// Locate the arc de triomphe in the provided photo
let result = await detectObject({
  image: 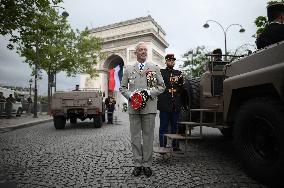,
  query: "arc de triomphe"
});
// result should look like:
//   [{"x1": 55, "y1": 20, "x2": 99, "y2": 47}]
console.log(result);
[{"x1": 80, "y1": 15, "x2": 169, "y2": 108}]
